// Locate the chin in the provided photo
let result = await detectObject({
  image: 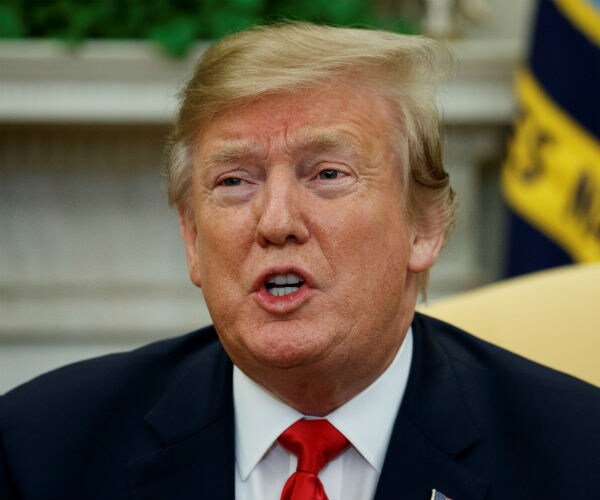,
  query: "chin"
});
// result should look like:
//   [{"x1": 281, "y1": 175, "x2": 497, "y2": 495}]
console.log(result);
[{"x1": 231, "y1": 320, "x2": 336, "y2": 370}]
